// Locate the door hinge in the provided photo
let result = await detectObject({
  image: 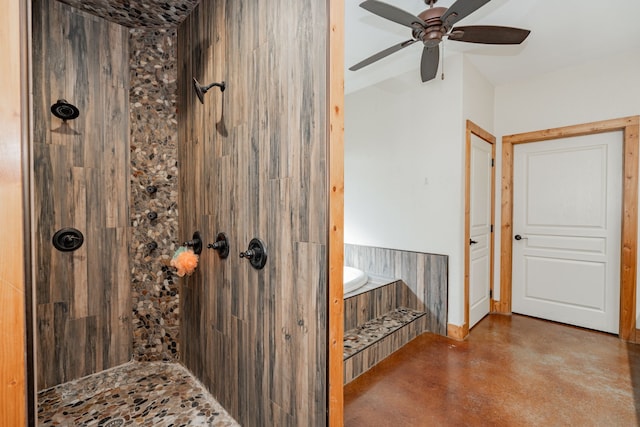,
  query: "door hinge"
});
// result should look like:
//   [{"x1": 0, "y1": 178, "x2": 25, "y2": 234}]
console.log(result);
[
  {"x1": 491, "y1": 158, "x2": 495, "y2": 167},
  {"x1": 490, "y1": 224, "x2": 494, "y2": 232},
  {"x1": 490, "y1": 289, "x2": 493, "y2": 298}
]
